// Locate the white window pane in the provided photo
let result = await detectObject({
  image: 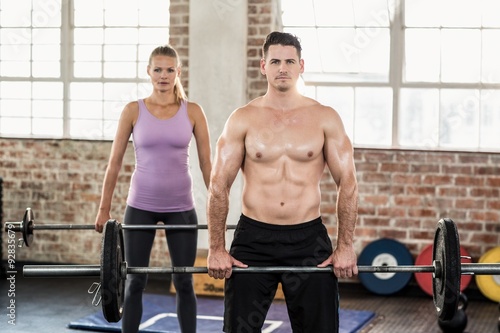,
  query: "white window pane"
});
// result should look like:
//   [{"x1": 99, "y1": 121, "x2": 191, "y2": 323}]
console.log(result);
[
  {"x1": 317, "y1": 28, "x2": 358, "y2": 73},
  {"x1": 313, "y1": 0, "x2": 354, "y2": 26},
  {"x1": 105, "y1": 28, "x2": 138, "y2": 44},
  {"x1": 1, "y1": 61, "x2": 31, "y2": 77},
  {"x1": 480, "y1": 90, "x2": 500, "y2": 149},
  {"x1": 70, "y1": 82, "x2": 103, "y2": 100},
  {"x1": 138, "y1": 28, "x2": 169, "y2": 44},
  {"x1": 32, "y1": 61, "x2": 60, "y2": 78},
  {"x1": 32, "y1": 28, "x2": 60, "y2": 44},
  {"x1": 70, "y1": 119, "x2": 103, "y2": 139},
  {"x1": 137, "y1": 61, "x2": 149, "y2": 79},
  {"x1": 32, "y1": 118, "x2": 63, "y2": 136},
  {"x1": 353, "y1": 0, "x2": 390, "y2": 27},
  {"x1": 0, "y1": 28, "x2": 31, "y2": 44},
  {"x1": 70, "y1": 101, "x2": 103, "y2": 119},
  {"x1": 138, "y1": 82, "x2": 153, "y2": 99},
  {"x1": 74, "y1": 7, "x2": 104, "y2": 26},
  {"x1": 440, "y1": 89, "x2": 480, "y2": 148},
  {"x1": 405, "y1": 29, "x2": 440, "y2": 82},
  {"x1": 482, "y1": 0, "x2": 500, "y2": 27},
  {"x1": 105, "y1": 0, "x2": 139, "y2": 9},
  {"x1": 482, "y1": 30, "x2": 500, "y2": 83},
  {"x1": 139, "y1": 0, "x2": 169, "y2": 26},
  {"x1": 358, "y1": 28, "x2": 389, "y2": 75},
  {"x1": 33, "y1": 100, "x2": 63, "y2": 118},
  {"x1": 74, "y1": 0, "x2": 103, "y2": 10},
  {"x1": 441, "y1": 29, "x2": 481, "y2": 83},
  {"x1": 104, "y1": 62, "x2": 136, "y2": 78},
  {"x1": 399, "y1": 89, "x2": 439, "y2": 148},
  {"x1": 354, "y1": 87, "x2": 392, "y2": 146},
  {"x1": 104, "y1": 101, "x2": 124, "y2": 120},
  {"x1": 281, "y1": 0, "x2": 315, "y2": 26},
  {"x1": 1, "y1": 82, "x2": 31, "y2": 99},
  {"x1": 0, "y1": 118, "x2": 31, "y2": 135},
  {"x1": 104, "y1": 45, "x2": 137, "y2": 61},
  {"x1": 1, "y1": 44, "x2": 31, "y2": 60},
  {"x1": 33, "y1": 82, "x2": 63, "y2": 99},
  {"x1": 440, "y1": 0, "x2": 480, "y2": 28},
  {"x1": 74, "y1": 28, "x2": 104, "y2": 44},
  {"x1": 33, "y1": 44, "x2": 60, "y2": 61},
  {"x1": 302, "y1": 85, "x2": 316, "y2": 99},
  {"x1": 74, "y1": 62, "x2": 102, "y2": 78},
  {"x1": 103, "y1": 120, "x2": 119, "y2": 138},
  {"x1": 74, "y1": 45, "x2": 102, "y2": 61},
  {"x1": 32, "y1": 0, "x2": 61, "y2": 27},
  {"x1": 316, "y1": 86, "x2": 355, "y2": 139},
  {"x1": 405, "y1": 0, "x2": 442, "y2": 27},
  {"x1": 284, "y1": 27, "x2": 322, "y2": 72},
  {"x1": 104, "y1": 83, "x2": 139, "y2": 101},
  {"x1": 105, "y1": 9, "x2": 138, "y2": 26},
  {"x1": 0, "y1": 100, "x2": 31, "y2": 117},
  {"x1": 0, "y1": 0, "x2": 31, "y2": 27}
]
